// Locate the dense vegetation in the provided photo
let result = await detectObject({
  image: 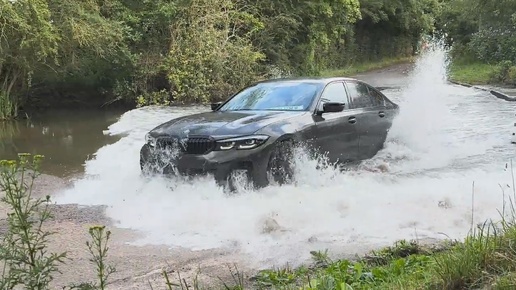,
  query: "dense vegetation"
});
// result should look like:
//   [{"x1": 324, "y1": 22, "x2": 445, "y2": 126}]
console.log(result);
[
  {"x1": 0, "y1": 0, "x2": 439, "y2": 120},
  {"x1": 1, "y1": 0, "x2": 515, "y2": 120},
  {"x1": 437, "y1": 0, "x2": 516, "y2": 85}
]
